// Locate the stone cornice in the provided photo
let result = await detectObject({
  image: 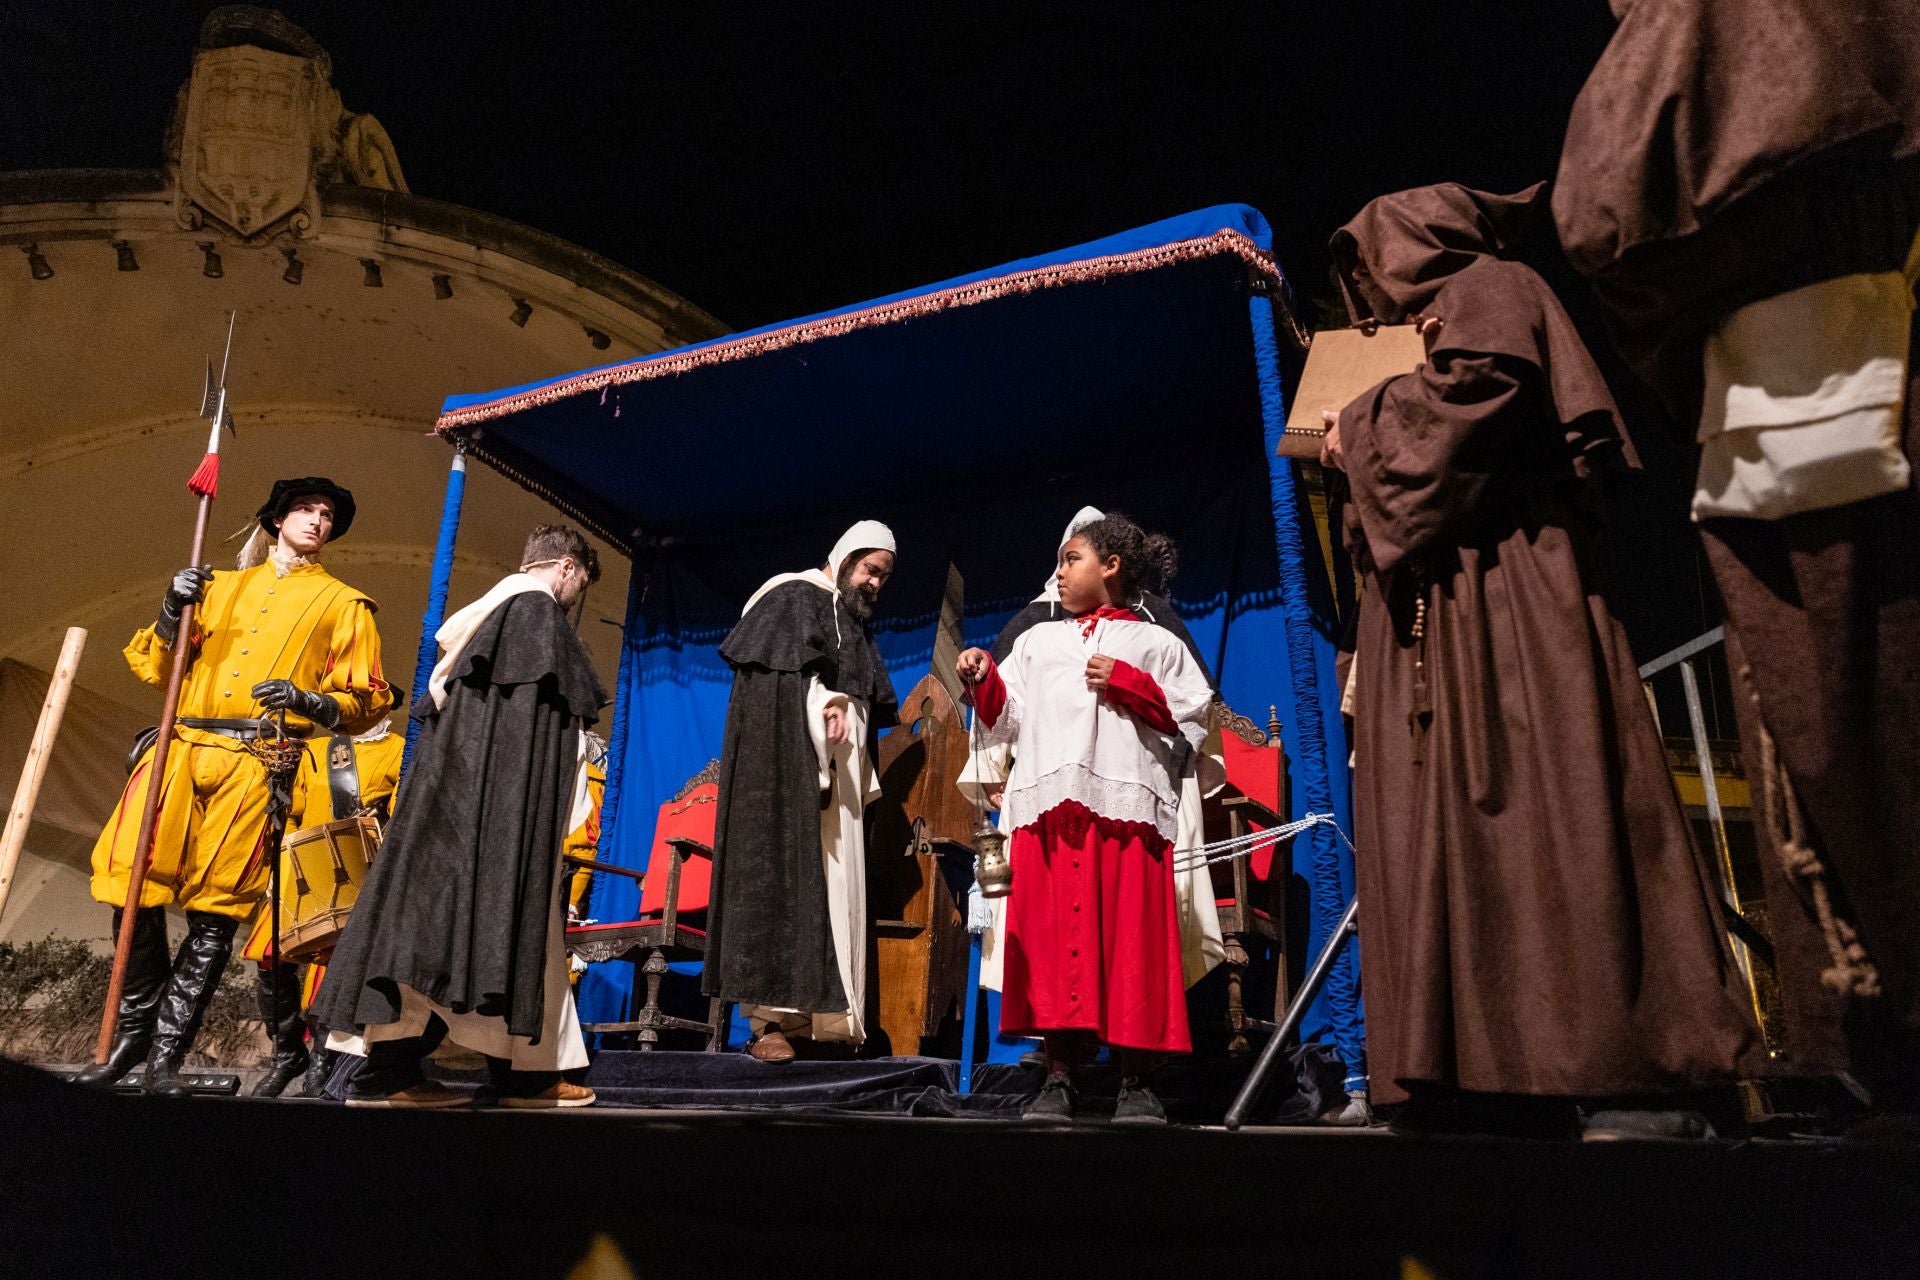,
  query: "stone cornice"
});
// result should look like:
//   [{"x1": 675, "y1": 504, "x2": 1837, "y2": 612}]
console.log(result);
[{"x1": 0, "y1": 172, "x2": 728, "y2": 350}]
